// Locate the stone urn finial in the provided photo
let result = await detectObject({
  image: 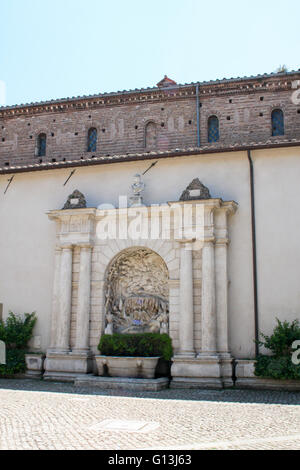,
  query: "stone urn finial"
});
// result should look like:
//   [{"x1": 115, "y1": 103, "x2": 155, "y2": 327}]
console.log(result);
[
  {"x1": 129, "y1": 174, "x2": 145, "y2": 207},
  {"x1": 179, "y1": 178, "x2": 211, "y2": 201},
  {"x1": 62, "y1": 190, "x2": 87, "y2": 209}
]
